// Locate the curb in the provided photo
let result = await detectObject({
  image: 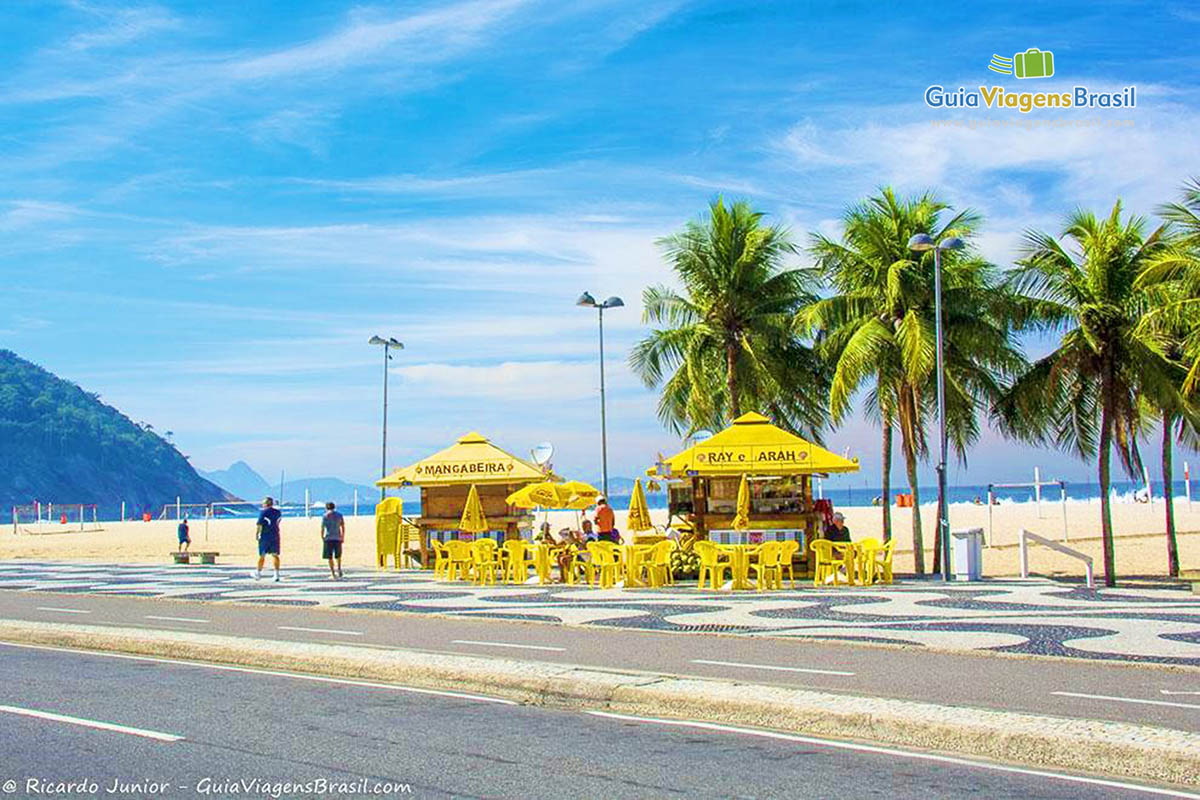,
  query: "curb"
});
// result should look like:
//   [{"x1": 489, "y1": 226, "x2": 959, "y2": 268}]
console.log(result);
[{"x1": 2, "y1": 620, "x2": 1197, "y2": 788}]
